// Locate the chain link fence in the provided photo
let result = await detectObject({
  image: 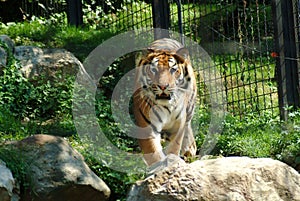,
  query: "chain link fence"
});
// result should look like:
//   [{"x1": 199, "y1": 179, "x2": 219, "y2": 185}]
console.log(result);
[
  {"x1": 168, "y1": 0, "x2": 278, "y2": 117},
  {"x1": 2, "y1": 0, "x2": 300, "y2": 118}
]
